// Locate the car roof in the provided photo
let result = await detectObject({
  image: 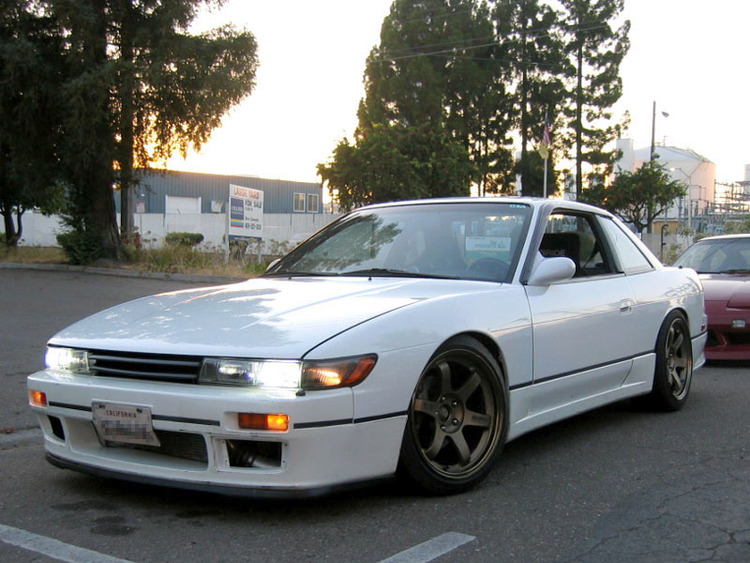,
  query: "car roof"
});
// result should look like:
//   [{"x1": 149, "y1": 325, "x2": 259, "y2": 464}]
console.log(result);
[
  {"x1": 694, "y1": 234, "x2": 750, "y2": 242},
  {"x1": 354, "y1": 197, "x2": 614, "y2": 218}
]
